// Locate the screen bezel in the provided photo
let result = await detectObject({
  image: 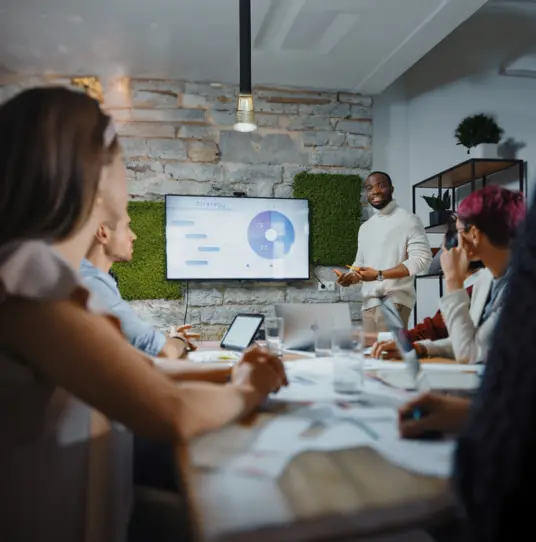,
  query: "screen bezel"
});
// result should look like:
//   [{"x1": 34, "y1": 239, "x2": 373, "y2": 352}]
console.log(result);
[
  {"x1": 220, "y1": 313, "x2": 265, "y2": 351},
  {"x1": 164, "y1": 194, "x2": 310, "y2": 282}
]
